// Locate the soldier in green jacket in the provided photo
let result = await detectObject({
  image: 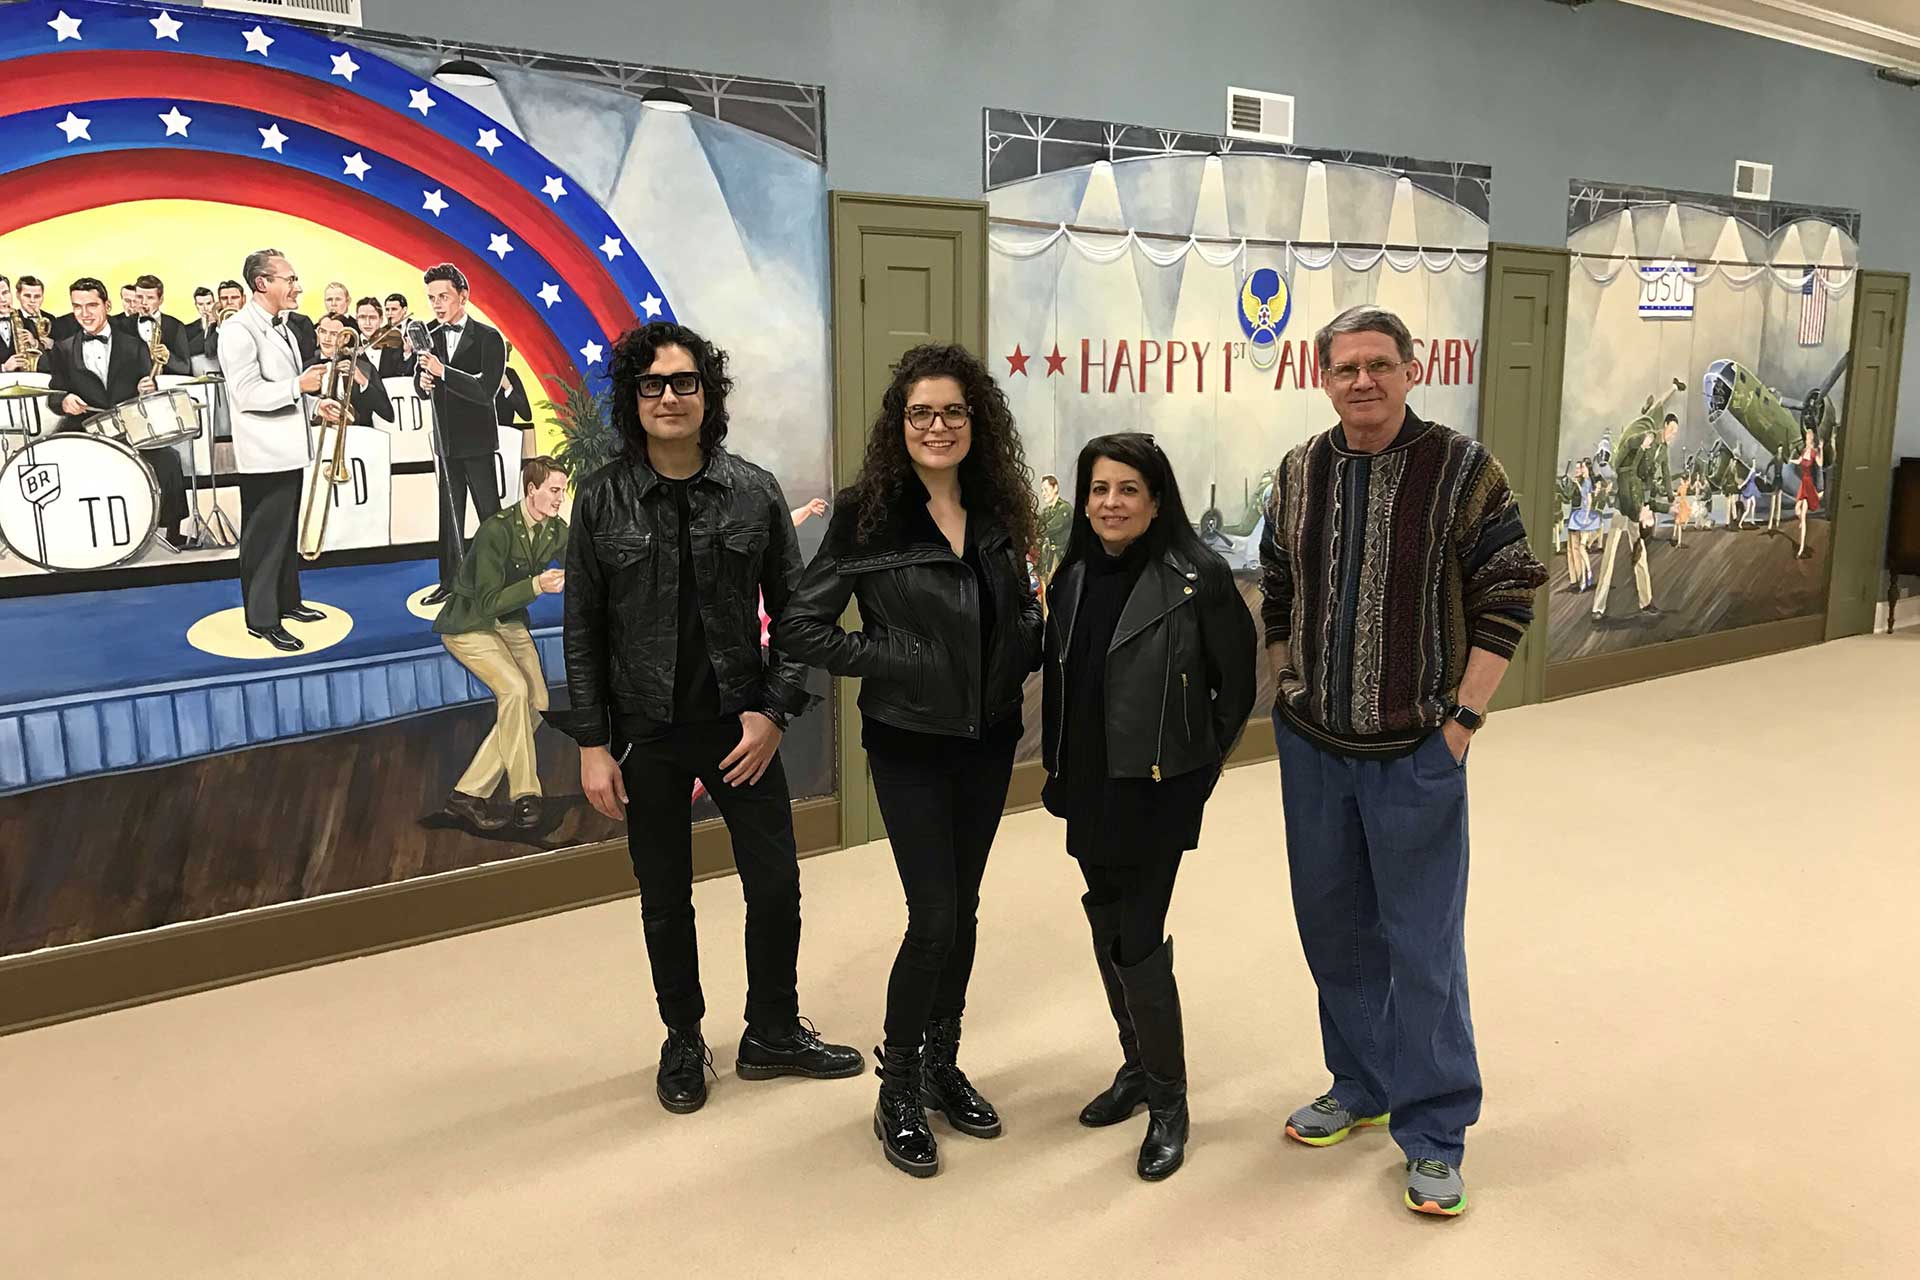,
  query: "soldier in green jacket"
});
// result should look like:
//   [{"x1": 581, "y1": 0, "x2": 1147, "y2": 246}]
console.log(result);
[
  {"x1": 1592, "y1": 411, "x2": 1677, "y2": 620},
  {"x1": 433, "y1": 455, "x2": 572, "y2": 831},
  {"x1": 1037, "y1": 473, "x2": 1072, "y2": 590}
]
